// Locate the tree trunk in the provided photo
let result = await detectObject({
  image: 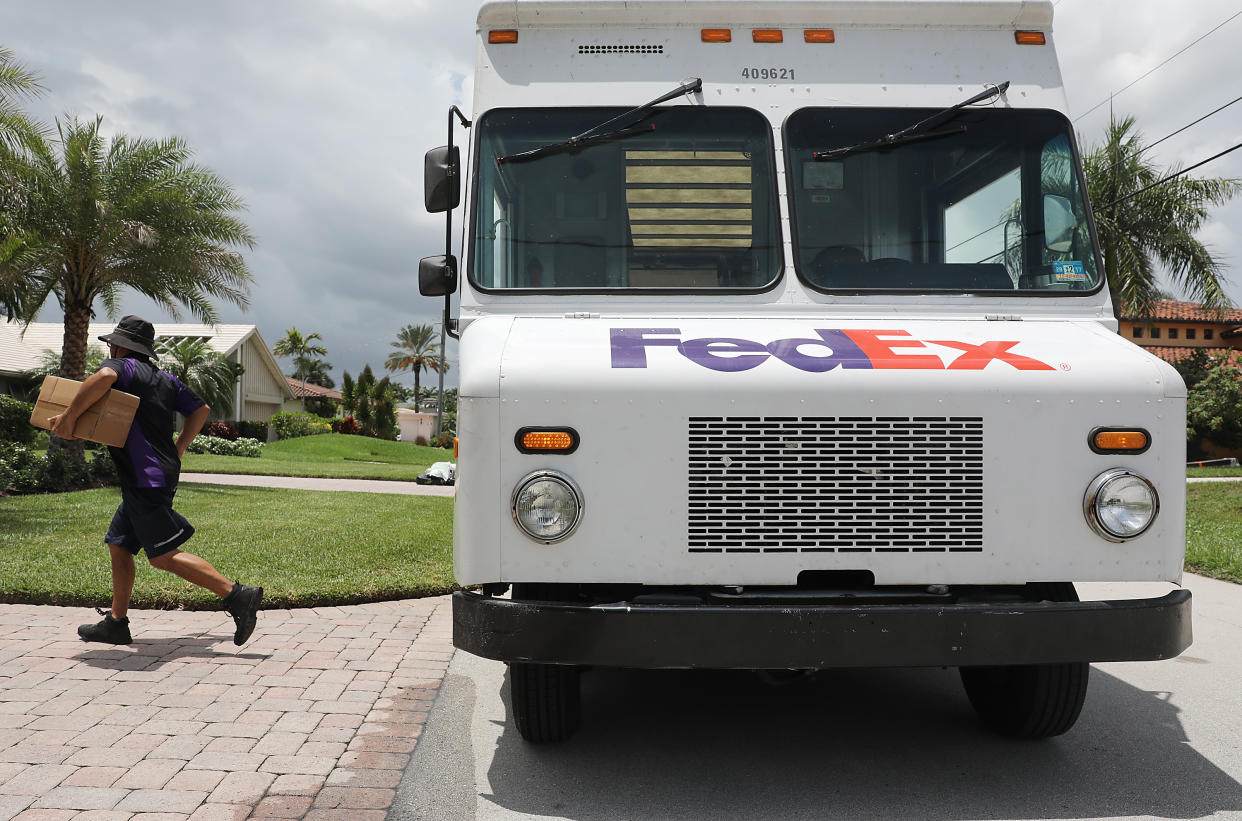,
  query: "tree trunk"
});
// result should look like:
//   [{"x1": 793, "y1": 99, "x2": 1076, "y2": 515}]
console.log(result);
[
  {"x1": 414, "y1": 369, "x2": 421, "y2": 413},
  {"x1": 48, "y1": 302, "x2": 91, "y2": 465}
]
